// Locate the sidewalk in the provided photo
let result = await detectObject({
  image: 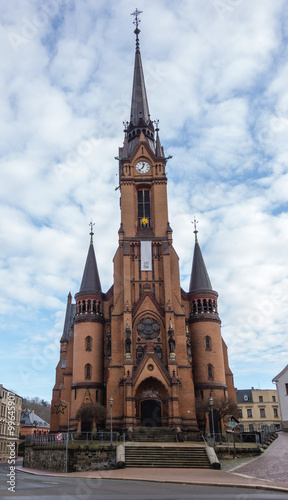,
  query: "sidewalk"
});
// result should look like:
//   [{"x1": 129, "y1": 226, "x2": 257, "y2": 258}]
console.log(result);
[
  {"x1": 15, "y1": 433, "x2": 288, "y2": 494},
  {"x1": 16, "y1": 465, "x2": 288, "y2": 493}
]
